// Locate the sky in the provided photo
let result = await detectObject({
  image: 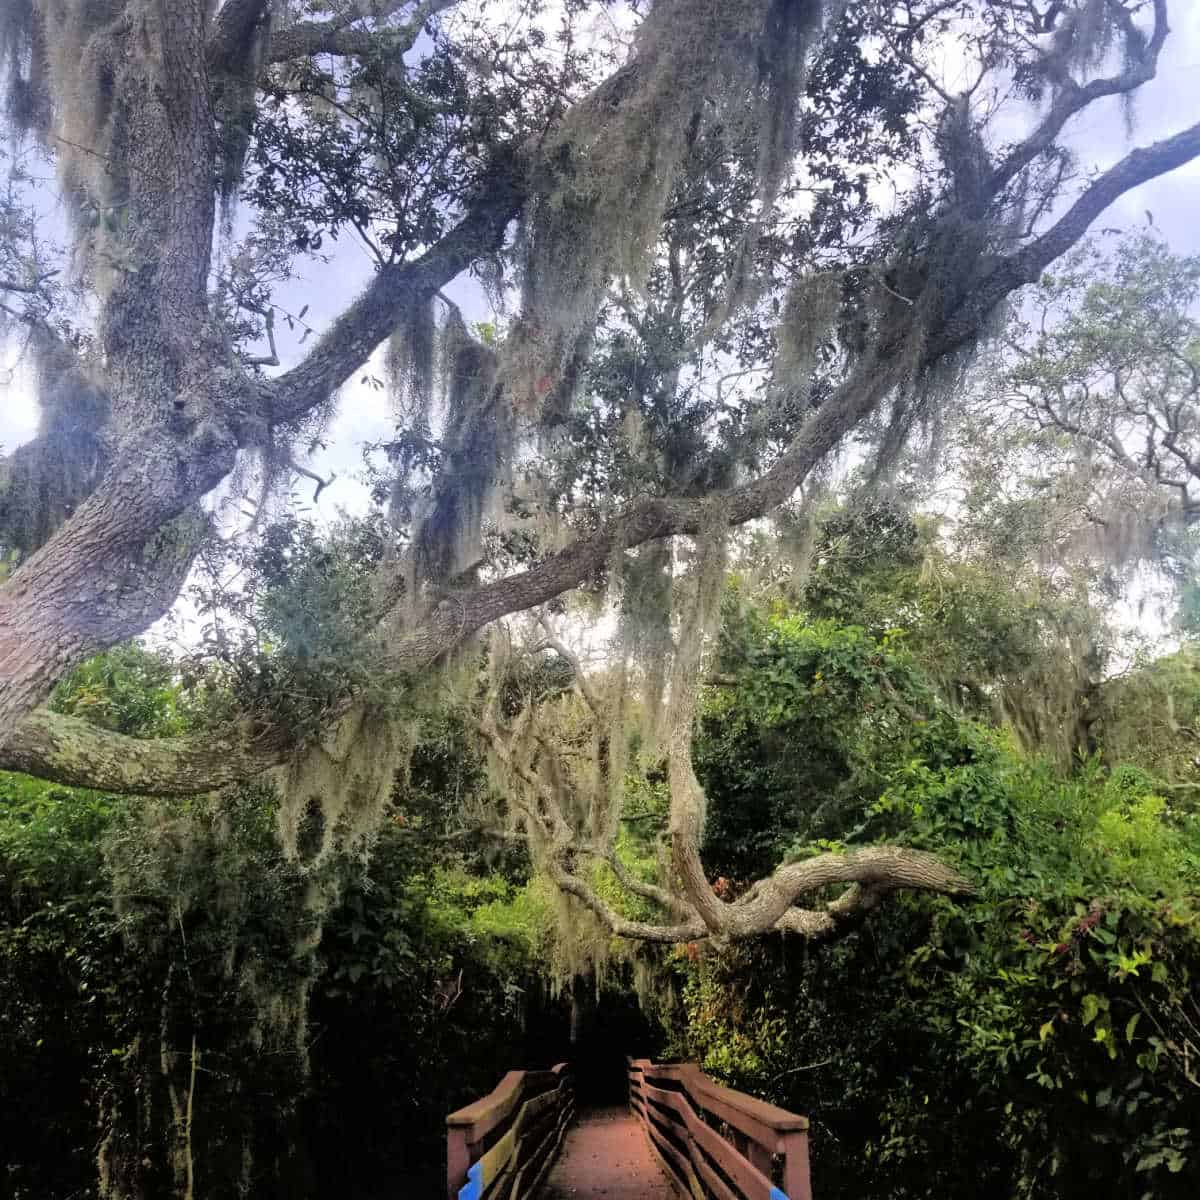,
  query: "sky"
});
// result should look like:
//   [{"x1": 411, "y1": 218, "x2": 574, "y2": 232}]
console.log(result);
[{"x1": 1, "y1": 2, "x2": 1198, "y2": 633}]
